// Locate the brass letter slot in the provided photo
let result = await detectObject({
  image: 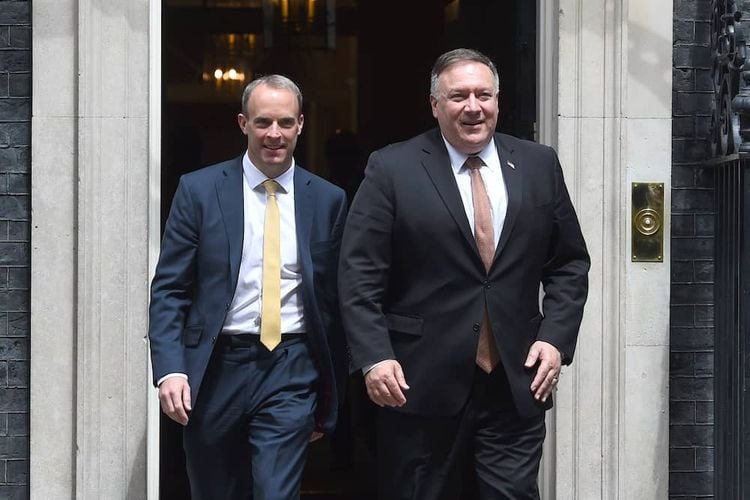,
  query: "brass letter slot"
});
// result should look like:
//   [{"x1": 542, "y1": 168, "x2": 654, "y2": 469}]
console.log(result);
[{"x1": 632, "y1": 182, "x2": 664, "y2": 262}]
